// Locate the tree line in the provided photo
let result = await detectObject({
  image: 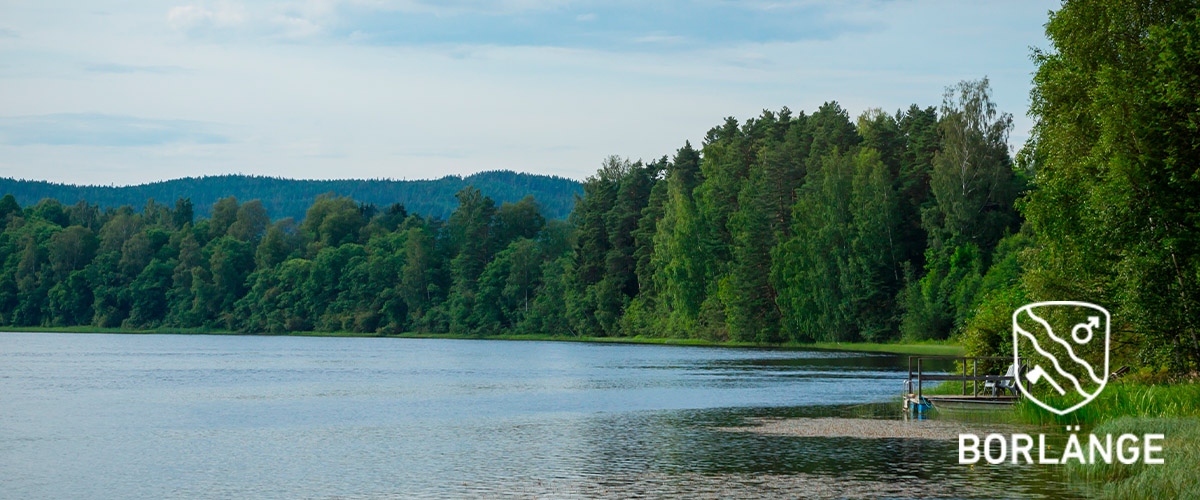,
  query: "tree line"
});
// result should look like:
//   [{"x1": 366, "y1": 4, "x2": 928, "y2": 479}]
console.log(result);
[
  {"x1": 1, "y1": 0, "x2": 1196, "y2": 371},
  {"x1": 0, "y1": 79, "x2": 1022, "y2": 342},
  {"x1": 0, "y1": 170, "x2": 582, "y2": 221}
]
